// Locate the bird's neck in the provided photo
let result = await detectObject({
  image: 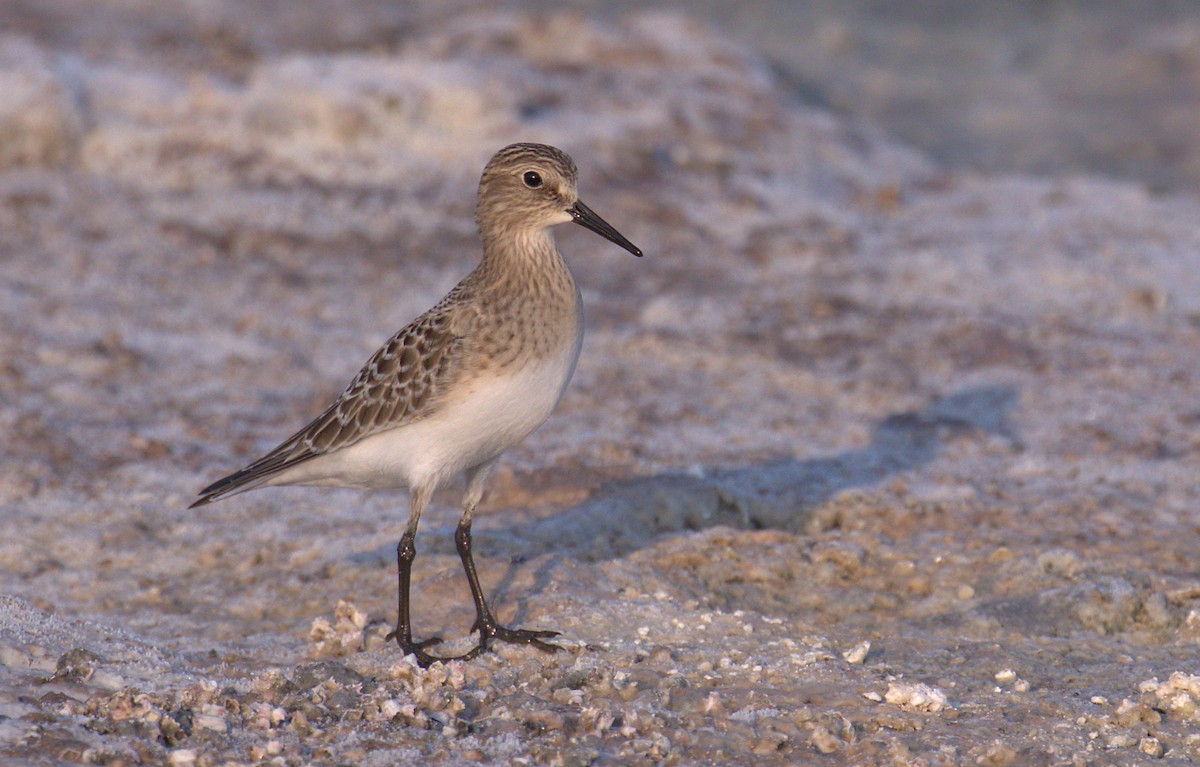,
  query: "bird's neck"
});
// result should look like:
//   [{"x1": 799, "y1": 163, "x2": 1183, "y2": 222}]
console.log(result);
[{"x1": 478, "y1": 227, "x2": 572, "y2": 290}]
